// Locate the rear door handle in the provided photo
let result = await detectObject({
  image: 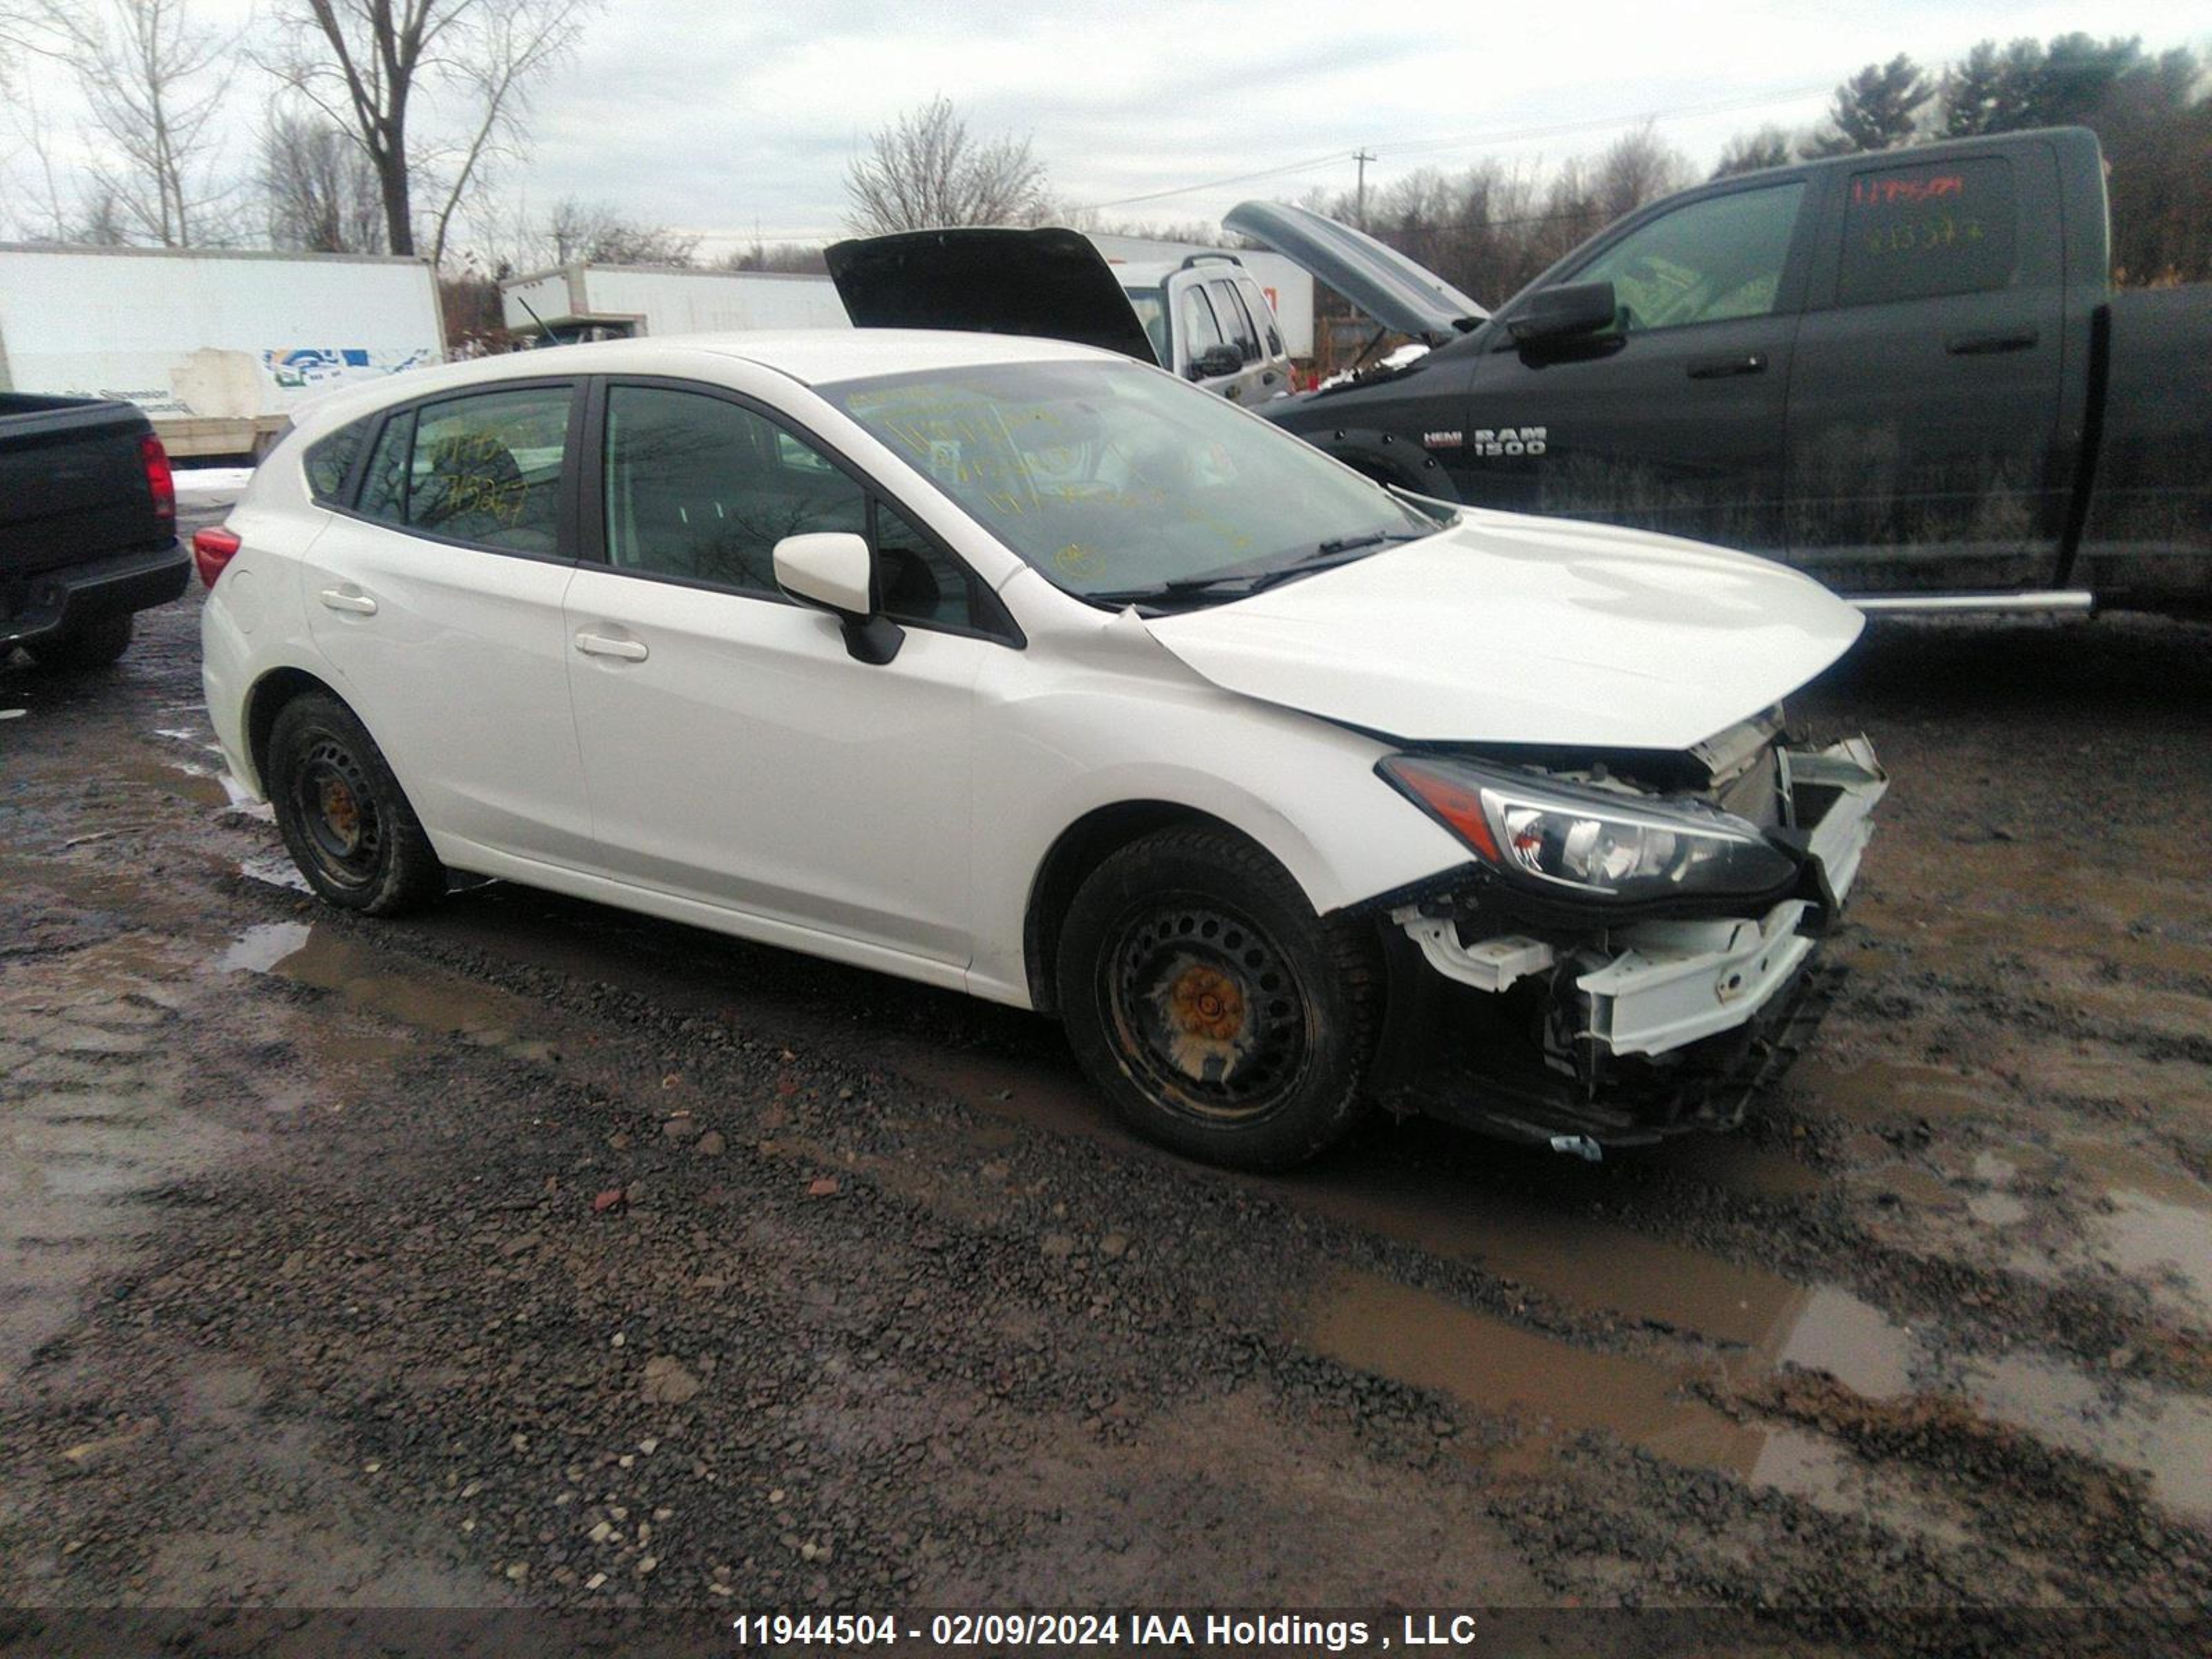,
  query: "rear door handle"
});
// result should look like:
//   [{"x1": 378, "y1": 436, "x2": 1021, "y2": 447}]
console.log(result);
[
  {"x1": 1945, "y1": 329, "x2": 2038, "y2": 356},
  {"x1": 1686, "y1": 352, "x2": 1767, "y2": 379},
  {"x1": 318, "y1": 588, "x2": 377, "y2": 615},
  {"x1": 574, "y1": 631, "x2": 648, "y2": 662}
]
